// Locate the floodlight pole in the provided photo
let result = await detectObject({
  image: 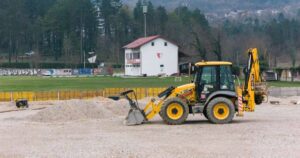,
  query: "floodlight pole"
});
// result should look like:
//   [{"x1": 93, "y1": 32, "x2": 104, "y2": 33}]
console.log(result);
[
  {"x1": 143, "y1": 3, "x2": 148, "y2": 37},
  {"x1": 84, "y1": 51, "x2": 86, "y2": 69},
  {"x1": 144, "y1": 12, "x2": 147, "y2": 37}
]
